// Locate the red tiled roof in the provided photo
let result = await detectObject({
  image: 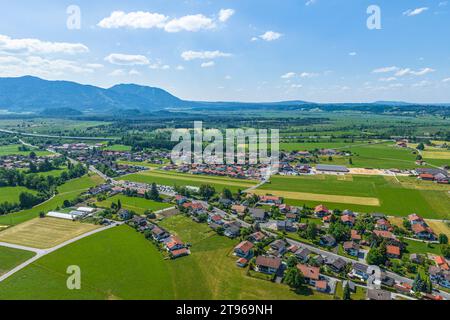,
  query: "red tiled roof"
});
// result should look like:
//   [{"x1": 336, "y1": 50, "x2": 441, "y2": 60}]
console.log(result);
[
  {"x1": 315, "y1": 280, "x2": 327, "y2": 290},
  {"x1": 374, "y1": 230, "x2": 396, "y2": 240},
  {"x1": 256, "y1": 256, "x2": 282, "y2": 269},
  {"x1": 315, "y1": 204, "x2": 329, "y2": 213},
  {"x1": 235, "y1": 241, "x2": 254, "y2": 254},
  {"x1": 351, "y1": 230, "x2": 362, "y2": 240},
  {"x1": 297, "y1": 264, "x2": 320, "y2": 280},
  {"x1": 386, "y1": 245, "x2": 401, "y2": 256},
  {"x1": 171, "y1": 248, "x2": 189, "y2": 257}
]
